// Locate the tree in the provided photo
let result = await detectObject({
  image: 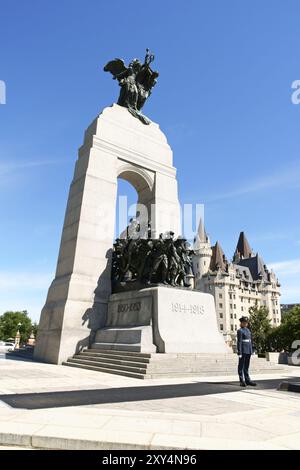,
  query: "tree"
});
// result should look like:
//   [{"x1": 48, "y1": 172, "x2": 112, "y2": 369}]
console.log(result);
[
  {"x1": 266, "y1": 326, "x2": 284, "y2": 352},
  {"x1": 0, "y1": 311, "x2": 34, "y2": 344},
  {"x1": 248, "y1": 305, "x2": 272, "y2": 354},
  {"x1": 267, "y1": 305, "x2": 300, "y2": 352}
]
